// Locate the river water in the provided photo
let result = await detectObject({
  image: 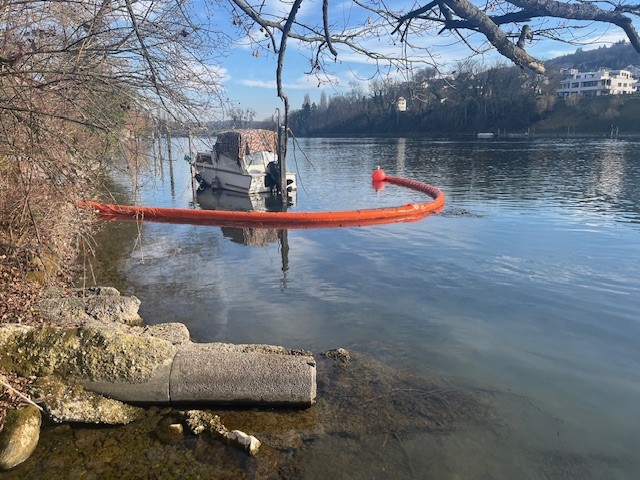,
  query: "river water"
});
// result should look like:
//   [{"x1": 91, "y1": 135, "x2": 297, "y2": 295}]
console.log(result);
[{"x1": 9, "y1": 136, "x2": 640, "y2": 479}]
